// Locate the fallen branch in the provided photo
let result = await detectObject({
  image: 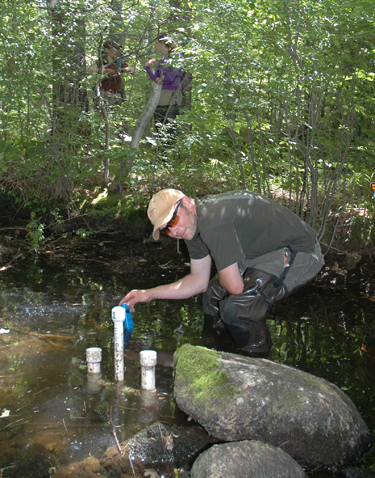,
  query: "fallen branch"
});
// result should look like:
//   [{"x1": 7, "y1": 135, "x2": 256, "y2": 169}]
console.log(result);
[
  {"x1": 107, "y1": 405, "x2": 123, "y2": 454},
  {"x1": 0, "y1": 253, "x2": 25, "y2": 272},
  {"x1": 29, "y1": 333, "x2": 74, "y2": 340},
  {"x1": 63, "y1": 418, "x2": 68, "y2": 434},
  {"x1": 3, "y1": 418, "x2": 28, "y2": 430}
]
